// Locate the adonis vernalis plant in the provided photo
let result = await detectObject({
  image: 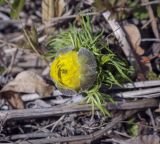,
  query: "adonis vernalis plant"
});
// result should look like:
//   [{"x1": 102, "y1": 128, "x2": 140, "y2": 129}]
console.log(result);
[{"x1": 48, "y1": 17, "x2": 132, "y2": 115}]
